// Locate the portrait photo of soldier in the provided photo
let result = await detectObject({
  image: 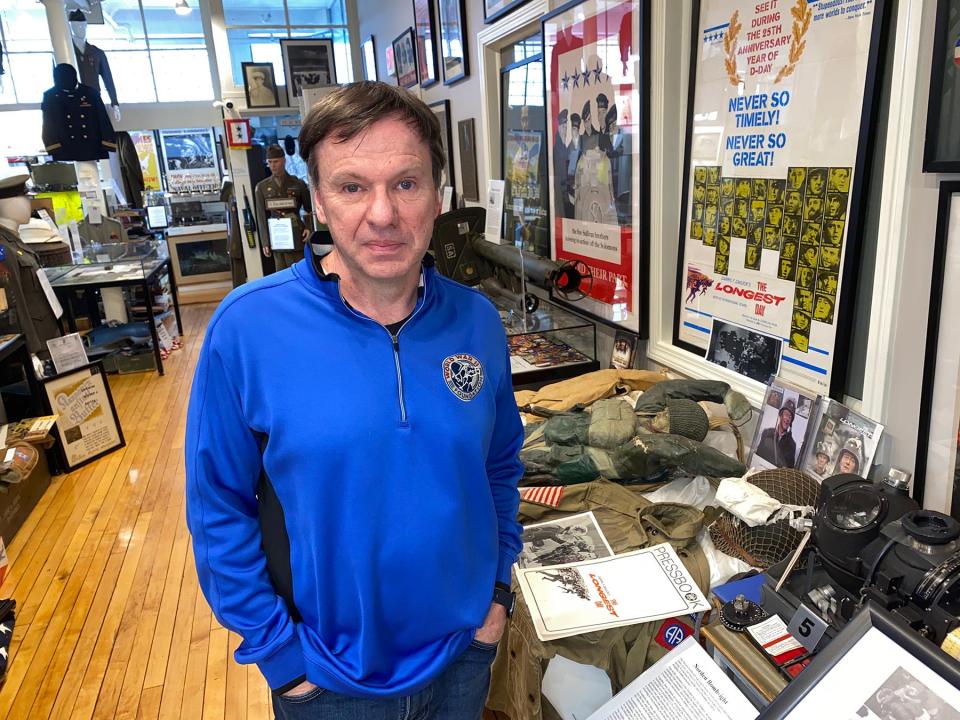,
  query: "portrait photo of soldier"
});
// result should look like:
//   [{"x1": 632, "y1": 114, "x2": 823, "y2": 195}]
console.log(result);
[
  {"x1": 731, "y1": 216, "x2": 747, "y2": 237},
  {"x1": 787, "y1": 166, "x2": 806, "y2": 191},
  {"x1": 719, "y1": 215, "x2": 731, "y2": 236},
  {"x1": 721, "y1": 198, "x2": 735, "y2": 217},
  {"x1": 764, "y1": 225, "x2": 780, "y2": 249},
  {"x1": 813, "y1": 294, "x2": 835, "y2": 323},
  {"x1": 748, "y1": 223, "x2": 764, "y2": 246},
  {"x1": 721, "y1": 177, "x2": 735, "y2": 198},
  {"x1": 781, "y1": 239, "x2": 797, "y2": 259},
  {"x1": 767, "y1": 178, "x2": 785, "y2": 204},
  {"x1": 785, "y1": 190, "x2": 803, "y2": 214},
  {"x1": 717, "y1": 236, "x2": 730, "y2": 256},
  {"x1": 704, "y1": 228, "x2": 716, "y2": 246},
  {"x1": 828, "y1": 166, "x2": 851, "y2": 193},
  {"x1": 791, "y1": 330, "x2": 809, "y2": 352},
  {"x1": 692, "y1": 203, "x2": 703, "y2": 221},
  {"x1": 706, "y1": 166, "x2": 720, "y2": 185},
  {"x1": 767, "y1": 205, "x2": 783, "y2": 228},
  {"x1": 824, "y1": 219, "x2": 845, "y2": 247},
  {"x1": 706, "y1": 186, "x2": 720, "y2": 205},
  {"x1": 817, "y1": 270, "x2": 839, "y2": 296},
  {"x1": 794, "y1": 288, "x2": 813, "y2": 313},
  {"x1": 736, "y1": 178, "x2": 751, "y2": 198},
  {"x1": 715, "y1": 254, "x2": 729, "y2": 274},
  {"x1": 820, "y1": 245, "x2": 841, "y2": 271},
  {"x1": 704, "y1": 204, "x2": 718, "y2": 228},
  {"x1": 792, "y1": 309, "x2": 811, "y2": 332},
  {"x1": 825, "y1": 192, "x2": 847, "y2": 220},
  {"x1": 779, "y1": 258, "x2": 795, "y2": 280},
  {"x1": 694, "y1": 167, "x2": 706, "y2": 184},
  {"x1": 745, "y1": 244, "x2": 760, "y2": 269},
  {"x1": 799, "y1": 244, "x2": 819, "y2": 269},
  {"x1": 782, "y1": 213, "x2": 800, "y2": 238},
  {"x1": 736, "y1": 198, "x2": 749, "y2": 219},
  {"x1": 750, "y1": 199, "x2": 766, "y2": 223},
  {"x1": 690, "y1": 220, "x2": 703, "y2": 240},
  {"x1": 801, "y1": 221, "x2": 821, "y2": 245},
  {"x1": 693, "y1": 184, "x2": 706, "y2": 203},
  {"x1": 806, "y1": 167, "x2": 827, "y2": 196},
  {"x1": 804, "y1": 196, "x2": 823, "y2": 221}
]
